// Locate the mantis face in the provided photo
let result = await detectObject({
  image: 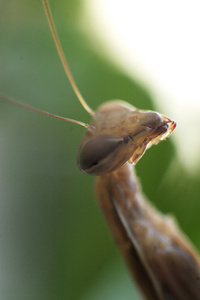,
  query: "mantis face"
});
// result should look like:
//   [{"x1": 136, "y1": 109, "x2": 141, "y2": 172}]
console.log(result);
[{"x1": 77, "y1": 101, "x2": 176, "y2": 175}]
